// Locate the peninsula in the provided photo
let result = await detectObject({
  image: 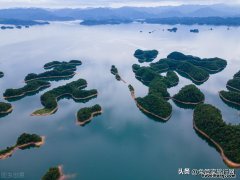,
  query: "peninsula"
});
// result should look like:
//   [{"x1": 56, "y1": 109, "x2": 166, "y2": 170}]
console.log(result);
[
  {"x1": 0, "y1": 133, "x2": 44, "y2": 160},
  {"x1": 194, "y1": 104, "x2": 240, "y2": 168}
]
